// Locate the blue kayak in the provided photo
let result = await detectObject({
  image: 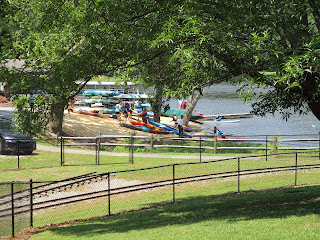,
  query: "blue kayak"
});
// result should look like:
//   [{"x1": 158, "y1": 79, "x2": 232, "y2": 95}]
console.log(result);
[{"x1": 148, "y1": 120, "x2": 192, "y2": 138}]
